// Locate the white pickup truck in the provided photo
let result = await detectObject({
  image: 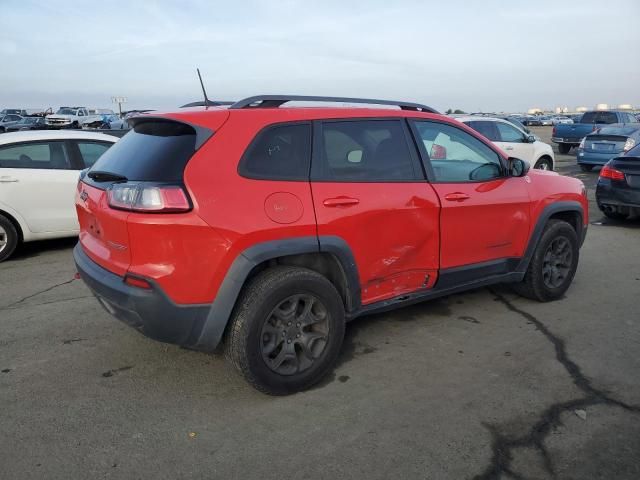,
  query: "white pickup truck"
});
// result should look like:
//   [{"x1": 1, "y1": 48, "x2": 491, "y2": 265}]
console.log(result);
[{"x1": 45, "y1": 107, "x2": 91, "y2": 128}]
